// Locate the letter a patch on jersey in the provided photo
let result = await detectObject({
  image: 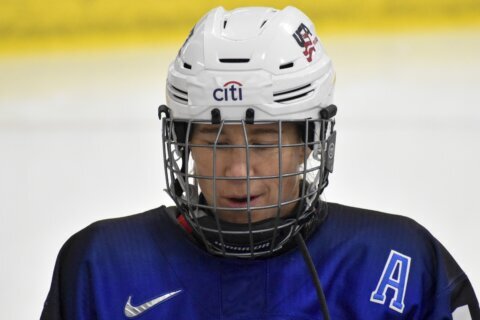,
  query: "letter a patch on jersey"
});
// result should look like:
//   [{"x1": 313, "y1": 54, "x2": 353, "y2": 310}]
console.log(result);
[{"x1": 370, "y1": 250, "x2": 411, "y2": 313}]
